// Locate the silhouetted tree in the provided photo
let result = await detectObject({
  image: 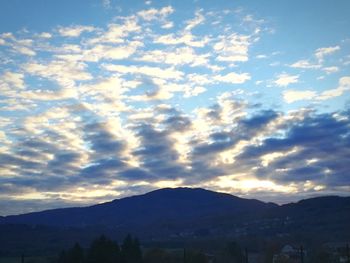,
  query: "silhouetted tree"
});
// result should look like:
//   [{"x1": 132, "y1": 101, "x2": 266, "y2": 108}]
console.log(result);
[
  {"x1": 87, "y1": 235, "x2": 120, "y2": 263},
  {"x1": 121, "y1": 234, "x2": 142, "y2": 263},
  {"x1": 224, "y1": 241, "x2": 244, "y2": 263},
  {"x1": 58, "y1": 243, "x2": 84, "y2": 263}
]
